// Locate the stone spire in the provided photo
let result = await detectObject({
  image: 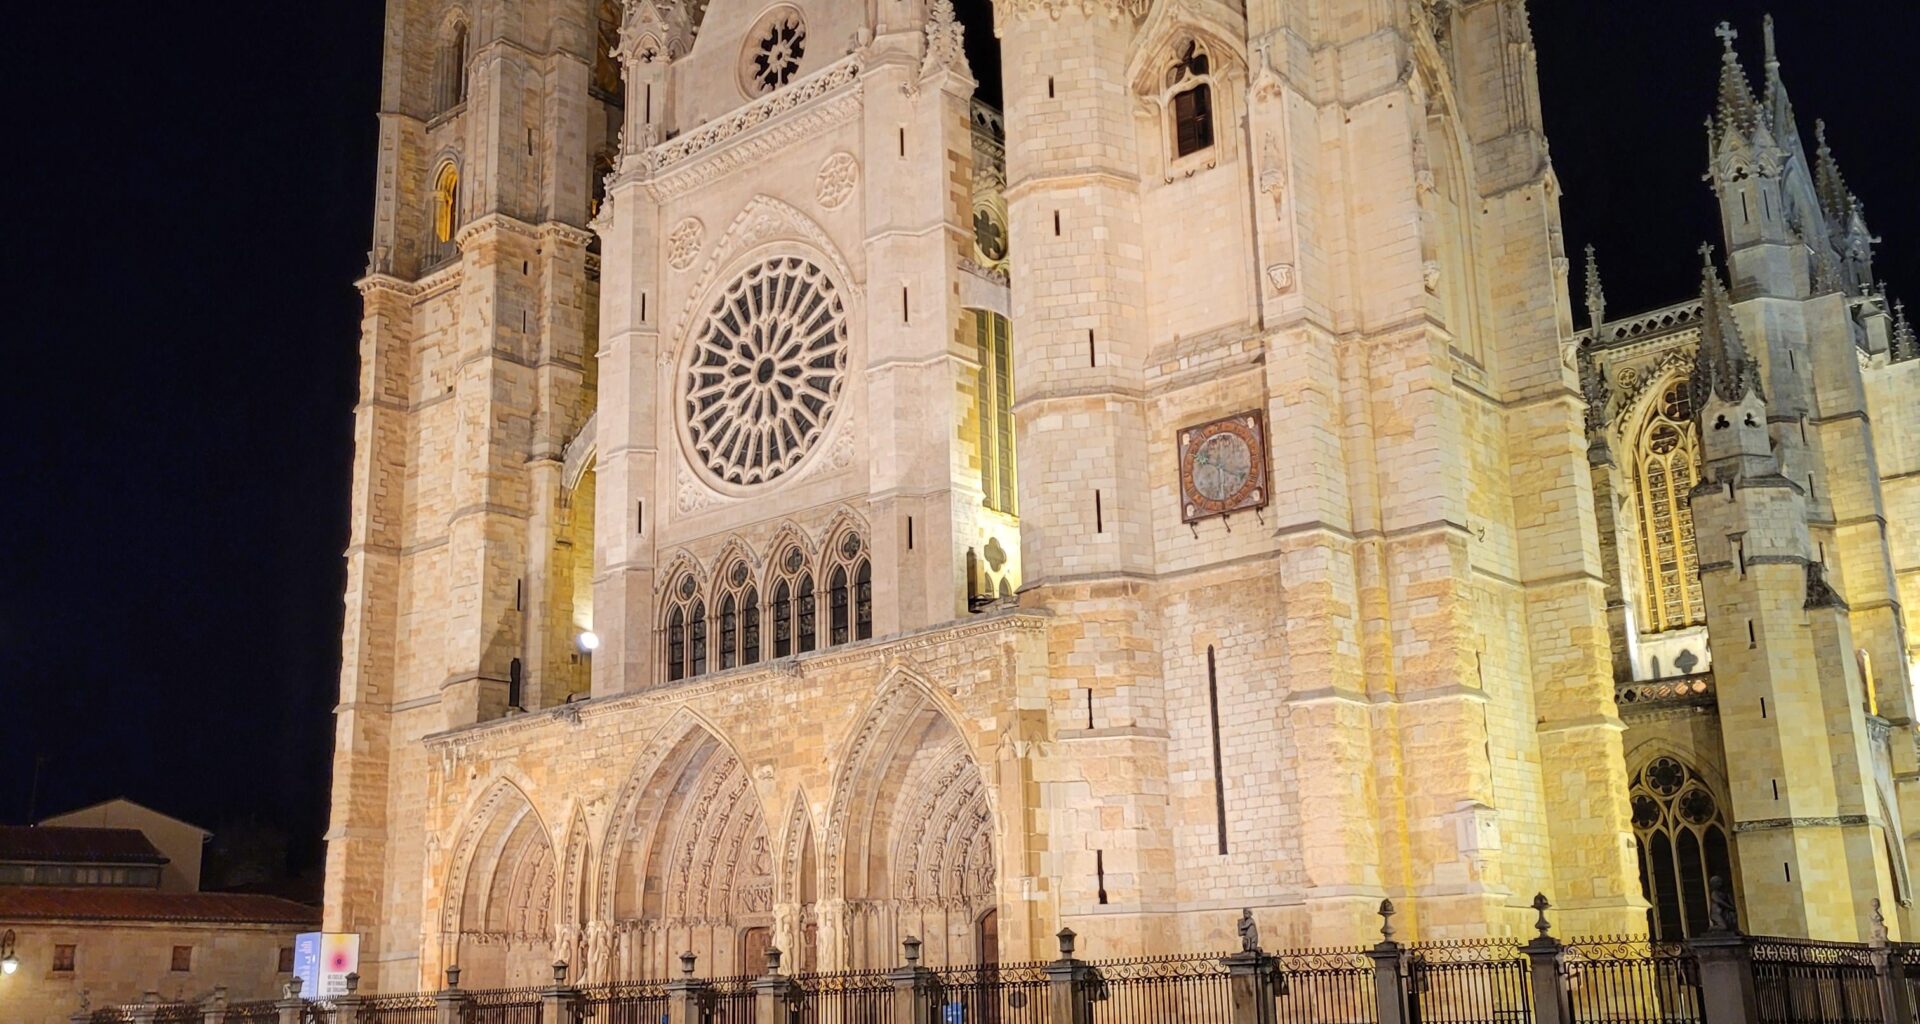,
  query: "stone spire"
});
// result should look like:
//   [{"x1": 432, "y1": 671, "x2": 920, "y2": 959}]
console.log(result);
[
  {"x1": 1710, "y1": 22, "x2": 1762, "y2": 145},
  {"x1": 1813, "y1": 120, "x2": 1856, "y2": 226},
  {"x1": 1760, "y1": 15, "x2": 1801, "y2": 146},
  {"x1": 1894, "y1": 300, "x2": 1918, "y2": 363},
  {"x1": 1693, "y1": 245, "x2": 1766, "y2": 408},
  {"x1": 921, "y1": 0, "x2": 970, "y2": 77},
  {"x1": 1583, "y1": 244, "x2": 1606, "y2": 331}
]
